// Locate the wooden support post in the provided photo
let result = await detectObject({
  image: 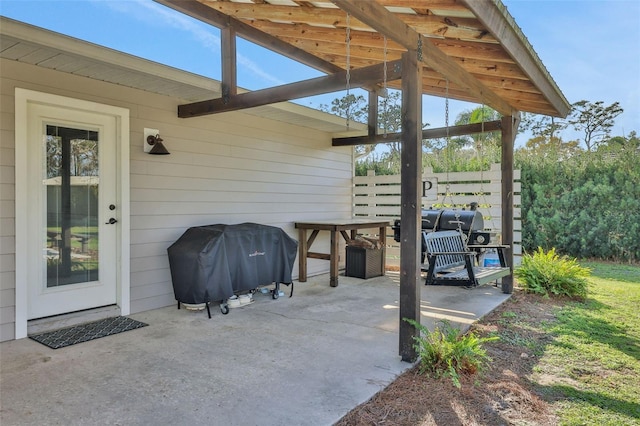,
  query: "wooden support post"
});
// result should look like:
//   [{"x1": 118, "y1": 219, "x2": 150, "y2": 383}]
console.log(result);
[
  {"x1": 330, "y1": 230, "x2": 339, "y2": 287},
  {"x1": 221, "y1": 26, "x2": 237, "y2": 103},
  {"x1": 500, "y1": 113, "x2": 520, "y2": 294},
  {"x1": 368, "y1": 89, "x2": 379, "y2": 139},
  {"x1": 399, "y1": 49, "x2": 423, "y2": 362},
  {"x1": 298, "y1": 228, "x2": 308, "y2": 282}
]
